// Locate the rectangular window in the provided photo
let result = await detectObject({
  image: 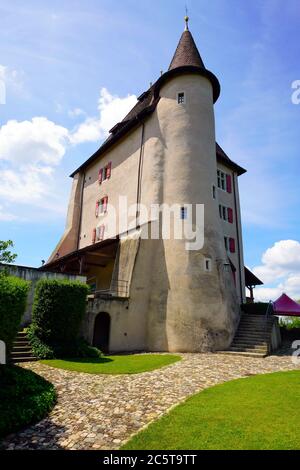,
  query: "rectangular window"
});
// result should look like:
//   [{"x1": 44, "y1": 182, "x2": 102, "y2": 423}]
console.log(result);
[
  {"x1": 177, "y1": 92, "x2": 185, "y2": 104},
  {"x1": 224, "y1": 236, "x2": 229, "y2": 252},
  {"x1": 219, "y1": 204, "x2": 231, "y2": 222},
  {"x1": 181, "y1": 206, "x2": 188, "y2": 220},
  {"x1": 98, "y1": 168, "x2": 103, "y2": 184},
  {"x1": 99, "y1": 162, "x2": 112, "y2": 184},
  {"x1": 217, "y1": 170, "x2": 226, "y2": 191},
  {"x1": 212, "y1": 185, "x2": 216, "y2": 199},
  {"x1": 96, "y1": 225, "x2": 105, "y2": 242},
  {"x1": 97, "y1": 197, "x2": 108, "y2": 215},
  {"x1": 217, "y1": 169, "x2": 234, "y2": 192},
  {"x1": 204, "y1": 258, "x2": 212, "y2": 272}
]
